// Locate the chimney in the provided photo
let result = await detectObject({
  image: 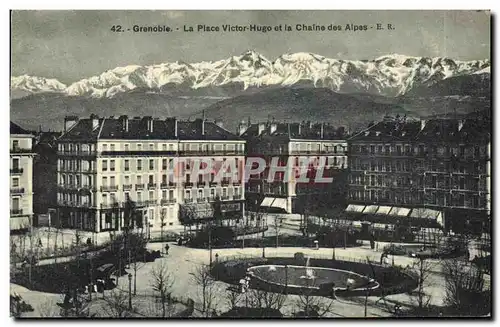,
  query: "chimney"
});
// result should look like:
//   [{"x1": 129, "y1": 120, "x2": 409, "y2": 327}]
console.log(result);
[
  {"x1": 458, "y1": 119, "x2": 465, "y2": 131},
  {"x1": 298, "y1": 123, "x2": 302, "y2": 136},
  {"x1": 119, "y1": 115, "x2": 129, "y2": 132},
  {"x1": 64, "y1": 116, "x2": 79, "y2": 132},
  {"x1": 144, "y1": 116, "x2": 153, "y2": 133},
  {"x1": 90, "y1": 114, "x2": 99, "y2": 130},
  {"x1": 420, "y1": 119, "x2": 426, "y2": 131},
  {"x1": 238, "y1": 120, "x2": 248, "y2": 136},
  {"x1": 320, "y1": 123, "x2": 324, "y2": 139},
  {"x1": 202, "y1": 110, "x2": 206, "y2": 135},
  {"x1": 174, "y1": 118, "x2": 178, "y2": 137},
  {"x1": 270, "y1": 122, "x2": 278, "y2": 134},
  {"x1": 258, "y1": 122, "x2": 266, "y2": 136}
]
